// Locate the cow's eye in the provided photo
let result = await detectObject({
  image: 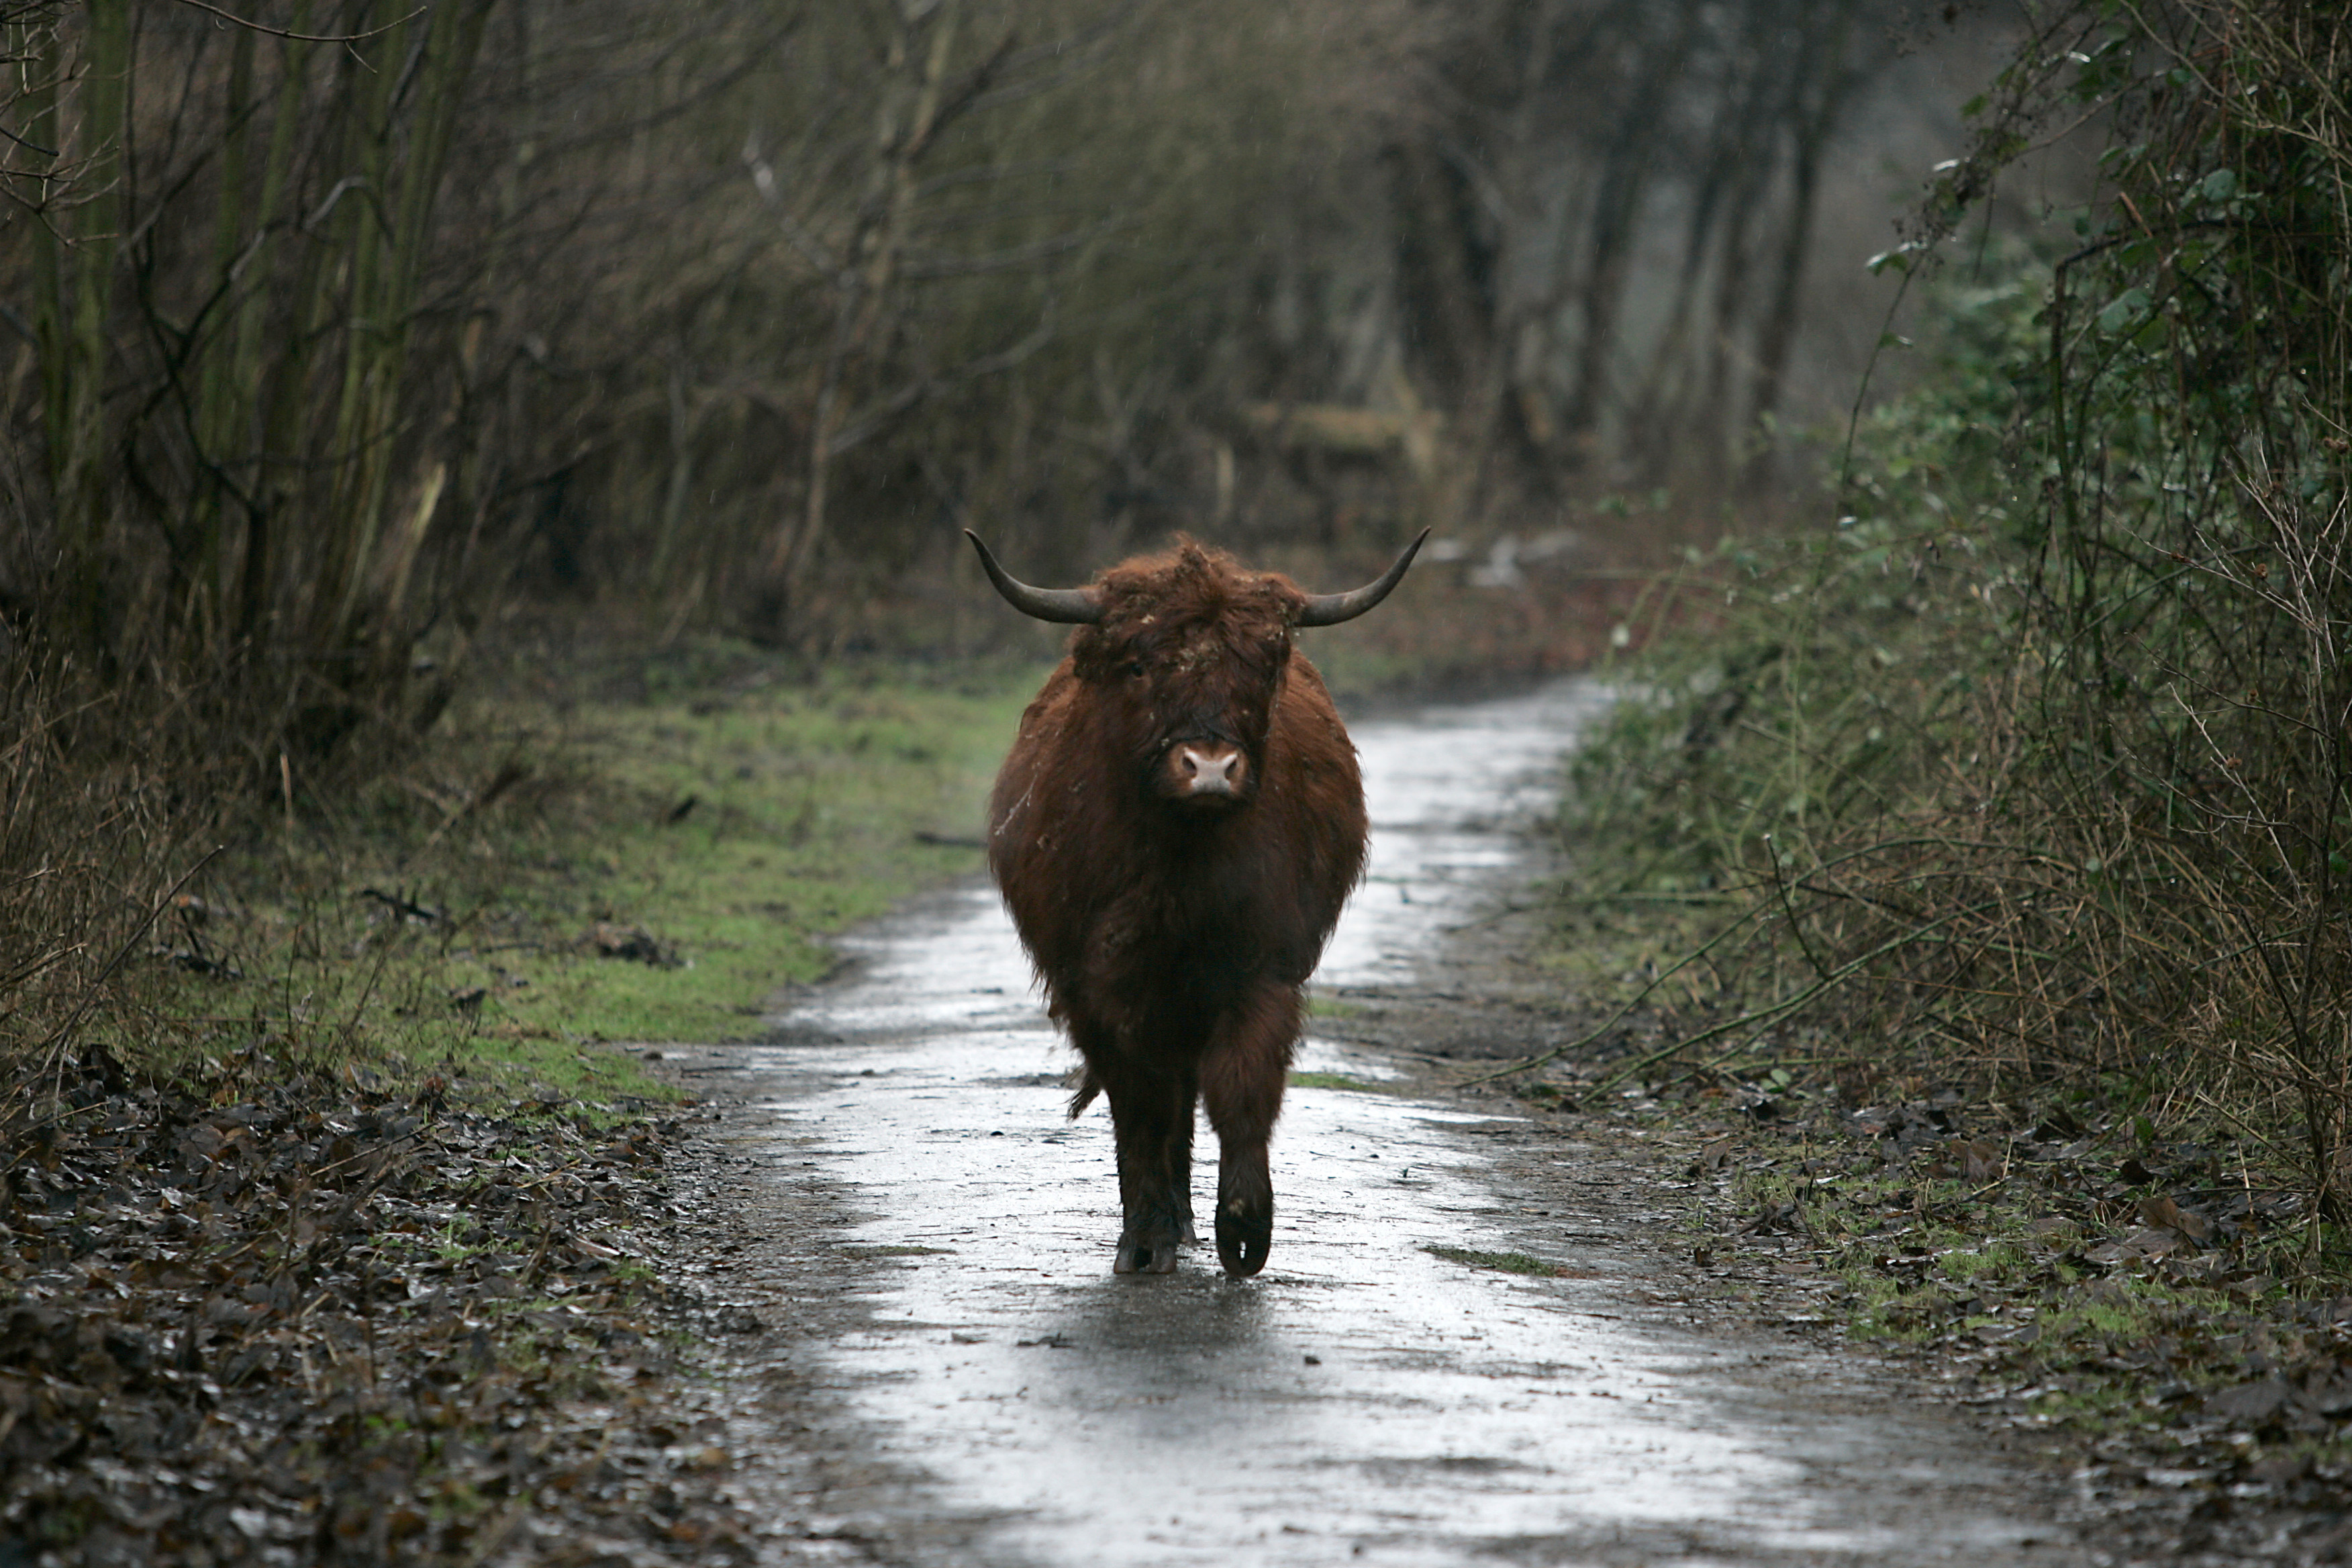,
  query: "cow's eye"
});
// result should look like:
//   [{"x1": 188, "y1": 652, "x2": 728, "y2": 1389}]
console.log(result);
[{"x1": 1127, "y1": 660, "x2": 1146, "y2": 679}]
